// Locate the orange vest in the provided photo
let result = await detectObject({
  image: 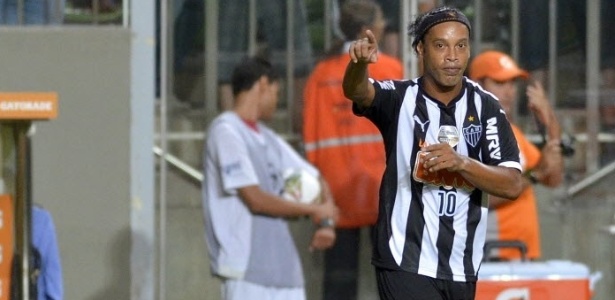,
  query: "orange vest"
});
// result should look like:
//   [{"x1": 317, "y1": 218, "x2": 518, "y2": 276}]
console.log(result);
[
  {"x1": 303, "y1": 53, "x2": 403, "y2": 228},
  {"x1": 494, "y1": 124, "x2": 542, "y2": 259}
]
